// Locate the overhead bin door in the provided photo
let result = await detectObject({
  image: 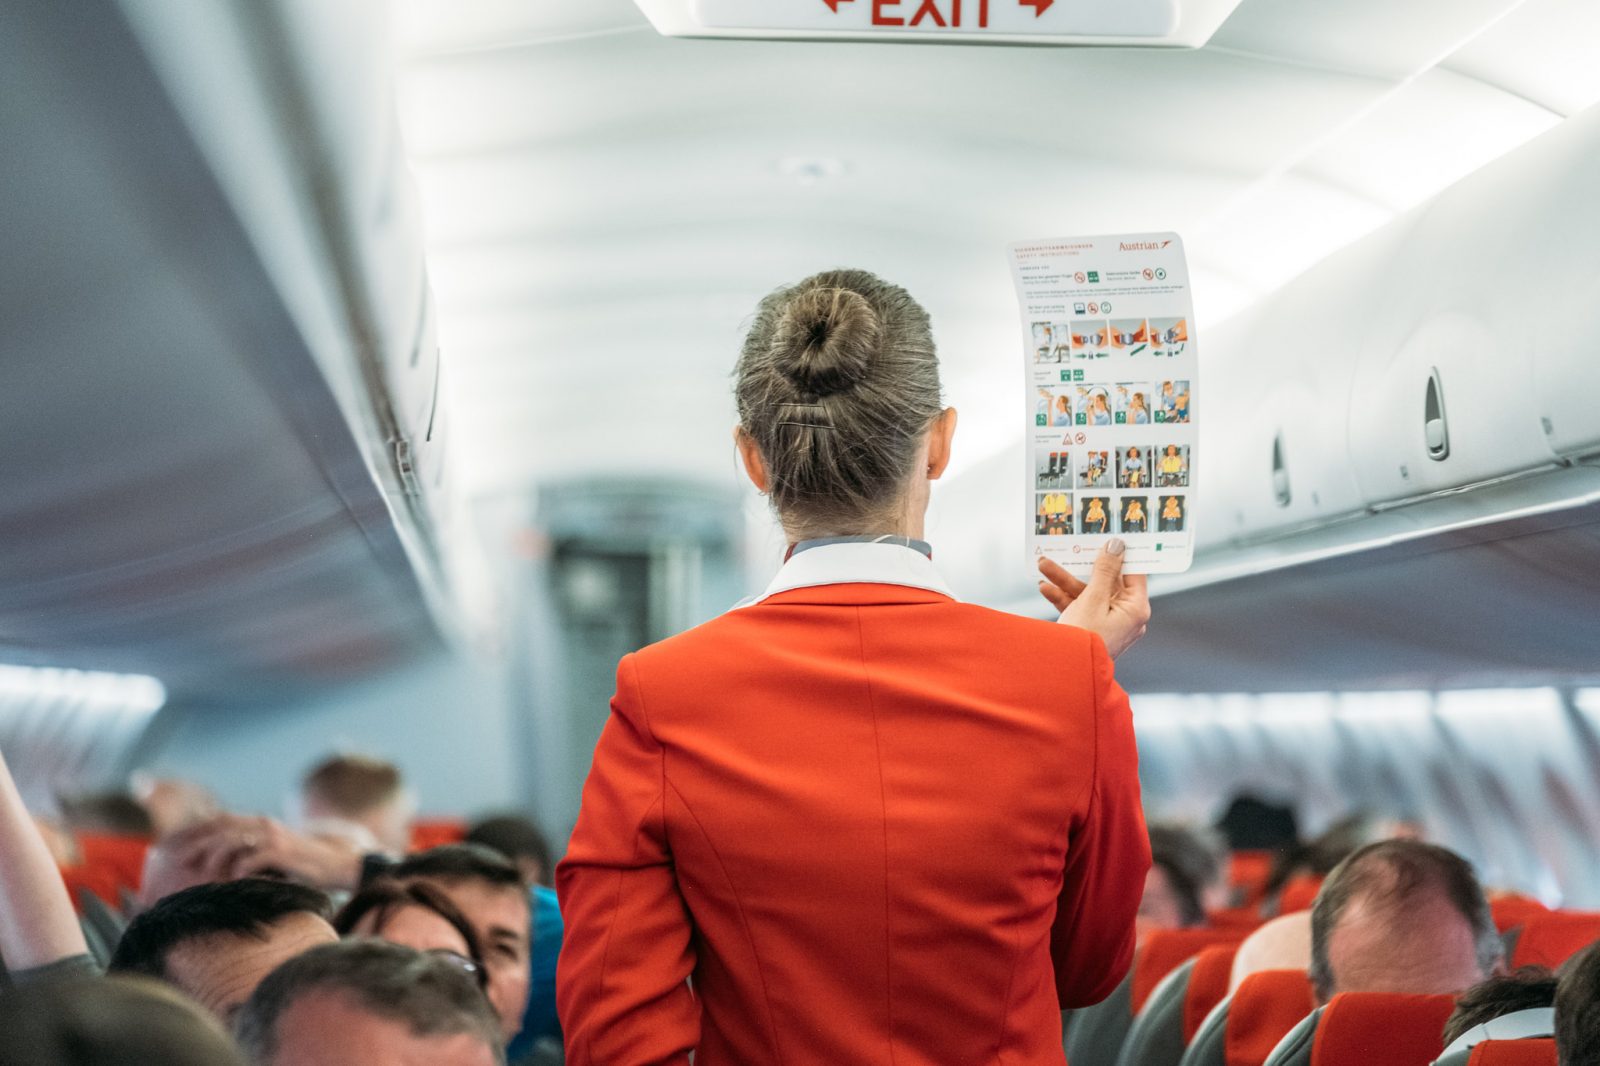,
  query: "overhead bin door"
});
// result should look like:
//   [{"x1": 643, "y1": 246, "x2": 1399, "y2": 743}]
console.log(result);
[{"x1": 1203, "y1": 225, "x2": 1411, "y2": 541}]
